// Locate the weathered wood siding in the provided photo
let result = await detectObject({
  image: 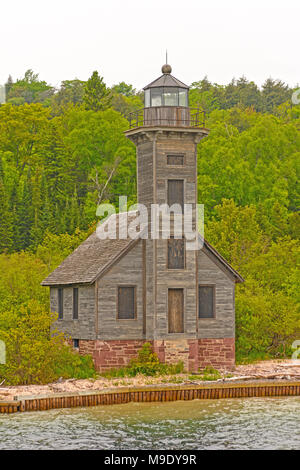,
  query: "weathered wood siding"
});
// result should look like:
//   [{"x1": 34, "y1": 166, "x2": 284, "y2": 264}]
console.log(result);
[
  {"x1": 97, "y1": 241, "x2": 144, "y2": 339},
  {"x1": 154, "y1": 133, "x2": 199, "y2": 339},
  {"x1": 137, "y1": 139, "x2": 154, "y2": 215},
  {"x1": 50, "y1": 285, "x2": 96, "y2": 340},
  {"x1": 198, "y1": 249, "x2": 235, "y2": 338}
]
